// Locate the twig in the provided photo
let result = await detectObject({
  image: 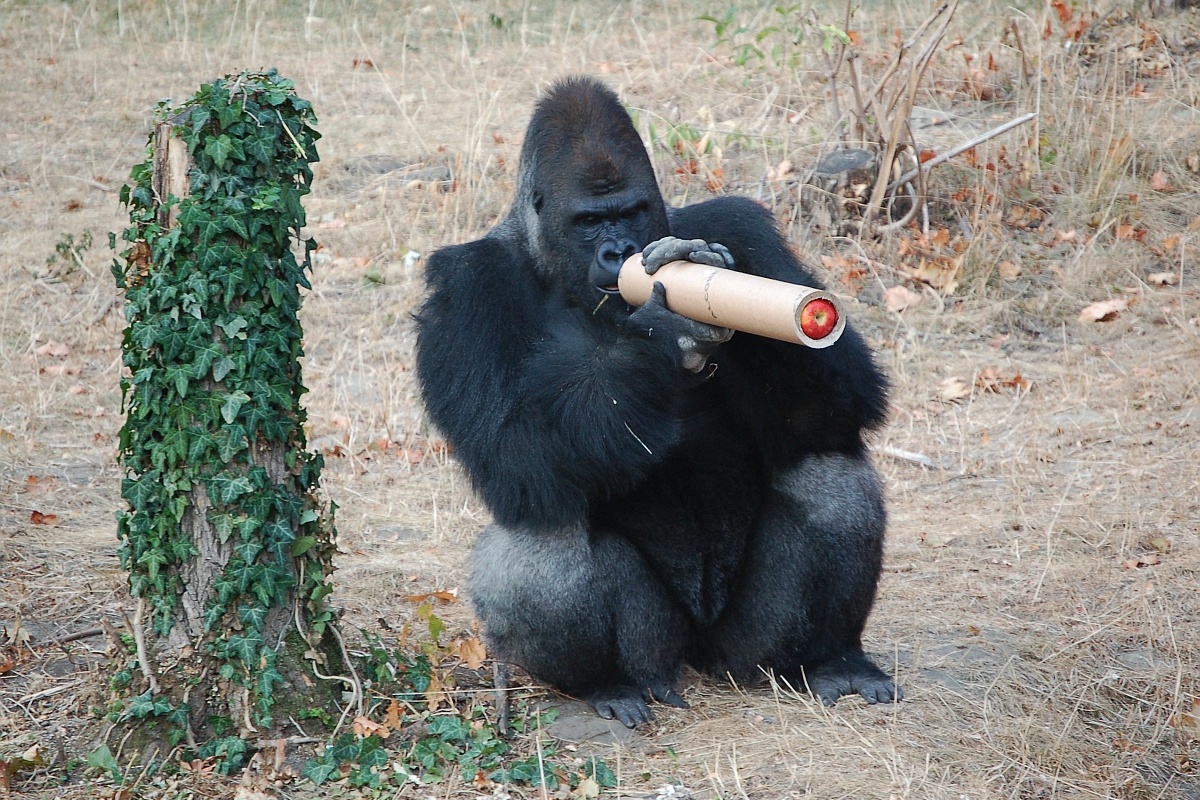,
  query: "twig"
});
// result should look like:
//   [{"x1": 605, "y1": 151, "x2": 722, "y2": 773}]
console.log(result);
[
  {"x1": 88, "y1": 295, "x2": 118, "y2": 326},
  {"x1": 18, "y1": 681, "x2": 82, "y2": 705},
  {"x1": 863, "y1": 1, "x2": 957, "y2": 228},
  {"x1": 494, "y1": 661, "x2": 511, "y2": 737},
  {"x1": 888, "y1": 112, "x2": 1038, "y2": 191},
  {"x1": 131, "y1": 598, "x2": 160, "y2": 694},
  {"x1": 46, "y1": 626, "x2": 108, "y2": 646},
  {"x1": 871, "y1": 443, "x2": 935, "y2": 468},
  {"x1": 1008, "y1": 19, "x2": 1034, "y2": 84}
]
